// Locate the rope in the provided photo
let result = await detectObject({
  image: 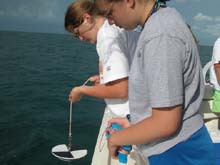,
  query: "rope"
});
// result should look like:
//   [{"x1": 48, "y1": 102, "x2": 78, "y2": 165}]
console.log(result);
[
  {"x1": 67, "y1": 78, "x2": 91, "y2": 150},
  {"x1": 68, "y1": 101, "x2": 73, "y2": 150}
]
